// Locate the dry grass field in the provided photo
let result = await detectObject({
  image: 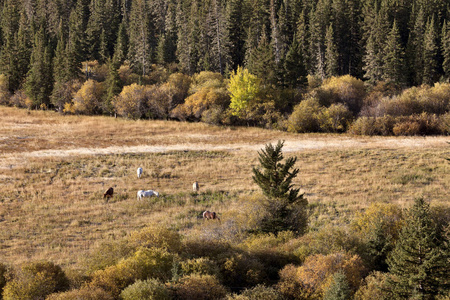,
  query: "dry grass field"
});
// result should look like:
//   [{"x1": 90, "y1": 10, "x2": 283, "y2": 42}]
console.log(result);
[{"x1": 0, "y1": 106, "x2": 449, "y2": 270}]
